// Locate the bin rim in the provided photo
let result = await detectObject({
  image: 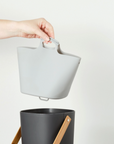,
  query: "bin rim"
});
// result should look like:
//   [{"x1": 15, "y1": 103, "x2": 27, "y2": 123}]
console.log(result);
[{"x1": 20, "y1": 108, "x2": 75, "y2": 115}]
